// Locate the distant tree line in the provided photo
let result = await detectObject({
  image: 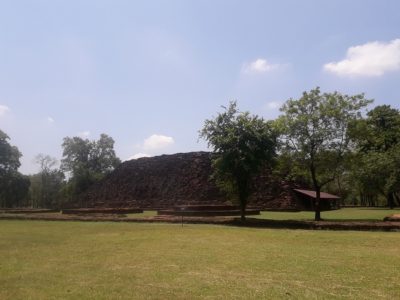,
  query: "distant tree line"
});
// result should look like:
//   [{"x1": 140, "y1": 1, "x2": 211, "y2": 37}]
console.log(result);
[
  {"x1": 0, "y1": 130, "x2": 30, "y2": 207},
  {"x1": 0, "y1": 132, "x2": 120, "y2": 209},
  {"x1": 1, "y1": 87, "x2": 400, "y2": 220}
]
